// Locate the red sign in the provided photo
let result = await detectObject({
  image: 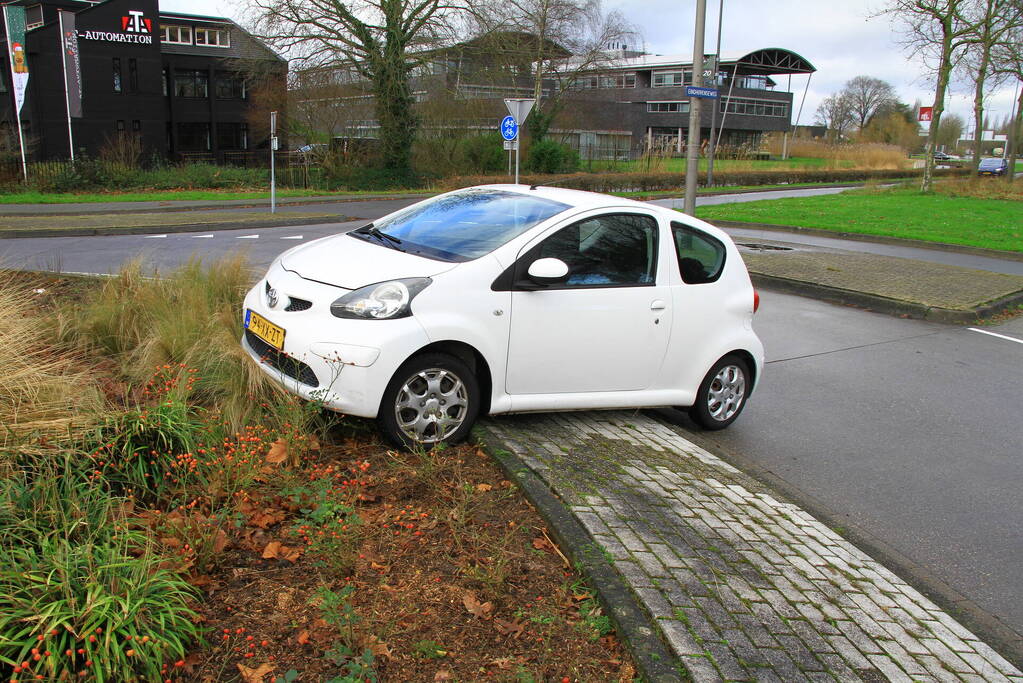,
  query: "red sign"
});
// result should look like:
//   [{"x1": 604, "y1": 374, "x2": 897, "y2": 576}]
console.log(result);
[
  {"x1": 918, "y1": 107, "x2": 933, "y2": 122},
  {"x1": 121, "y1": 10, "x2": 152, "y2": 33}
]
